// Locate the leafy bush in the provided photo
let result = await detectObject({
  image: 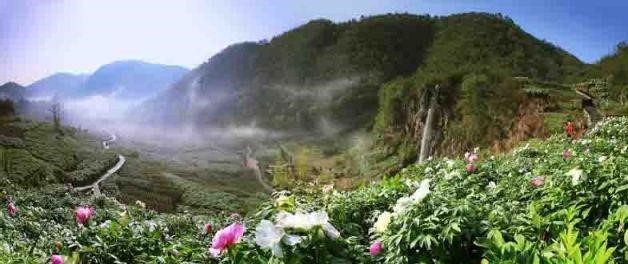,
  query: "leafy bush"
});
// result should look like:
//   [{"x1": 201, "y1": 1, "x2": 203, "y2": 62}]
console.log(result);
[{"x1": 1, "y1": 117, "x2": 628, "y2": 263}]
